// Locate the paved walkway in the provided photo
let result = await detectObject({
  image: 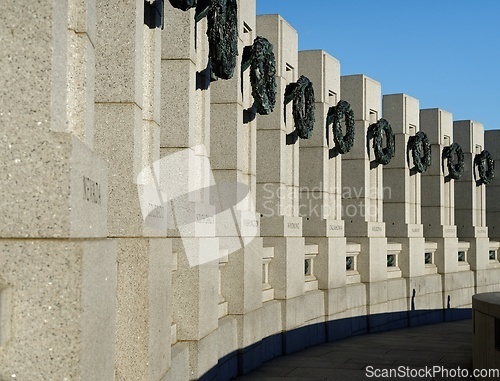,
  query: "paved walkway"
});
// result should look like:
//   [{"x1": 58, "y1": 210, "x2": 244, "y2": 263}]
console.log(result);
[{"x1": 236, "y1": 320, "x2": 474, "y2": 380}]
